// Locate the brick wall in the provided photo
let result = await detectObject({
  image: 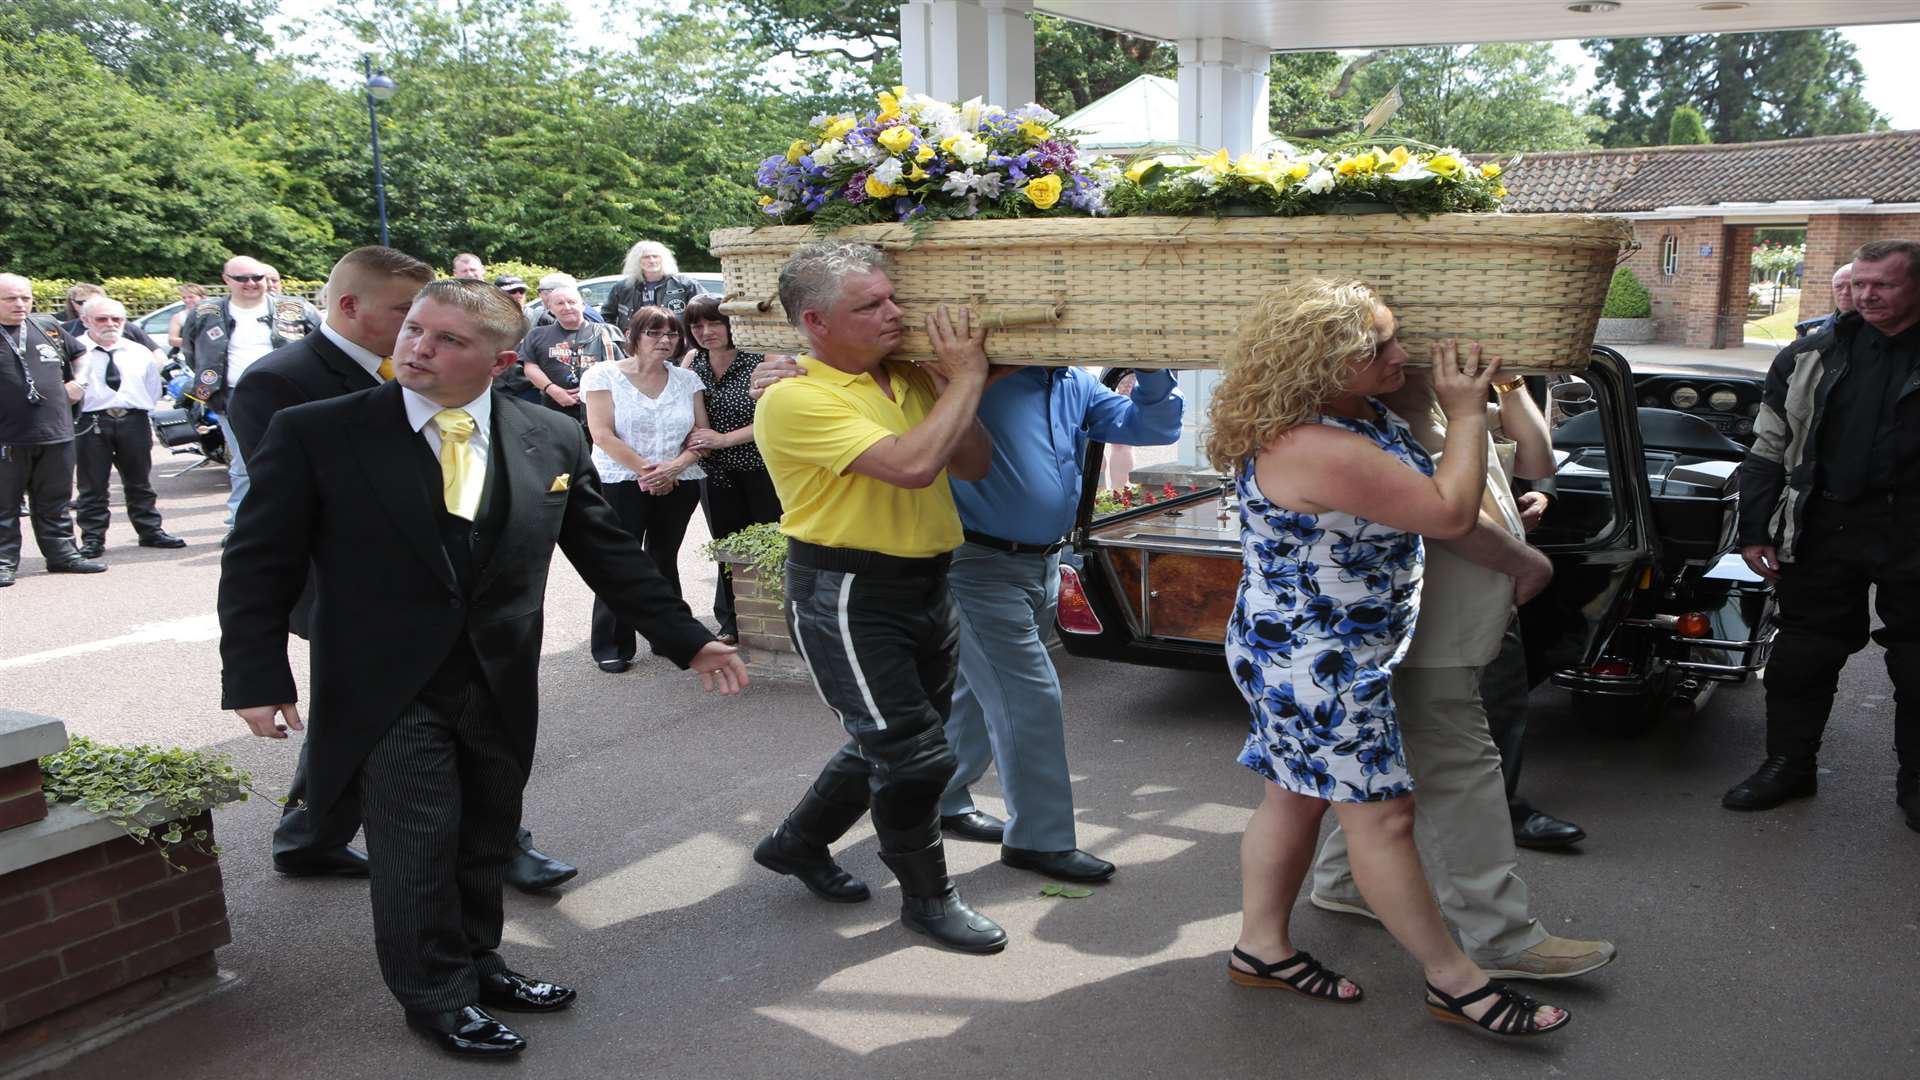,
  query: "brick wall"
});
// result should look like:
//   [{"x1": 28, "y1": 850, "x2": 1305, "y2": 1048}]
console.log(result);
[
  {"x1": 1803, "y1": 213, "x2": 1920, "y2": 322},
  {"x1": 1625, "y1": 218, "x2": 1732, "y2": 347},
  {"x1": 721, "y1": 560, "x2": 810, "y2": 680},
  {"x1": 0, "y1": 762, "x2": 48, "y2": 832},
  {"x1": 0, "y1": 813, "x2": 231, "y2": 1039}
]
